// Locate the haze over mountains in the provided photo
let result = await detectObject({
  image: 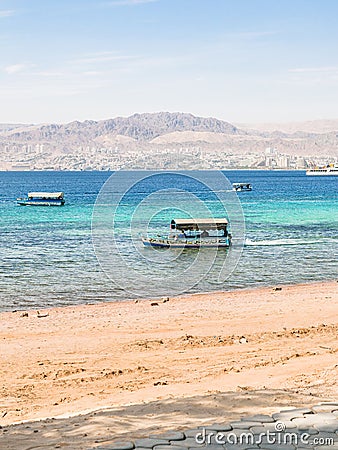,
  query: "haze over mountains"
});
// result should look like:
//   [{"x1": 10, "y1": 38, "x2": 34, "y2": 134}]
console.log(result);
[
  {"x1": 236, "y1": 119, "x2": 338, "y2": 135},
  {"x1": 0, "y1": 112, "x2": 337, "y2": 170}
]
